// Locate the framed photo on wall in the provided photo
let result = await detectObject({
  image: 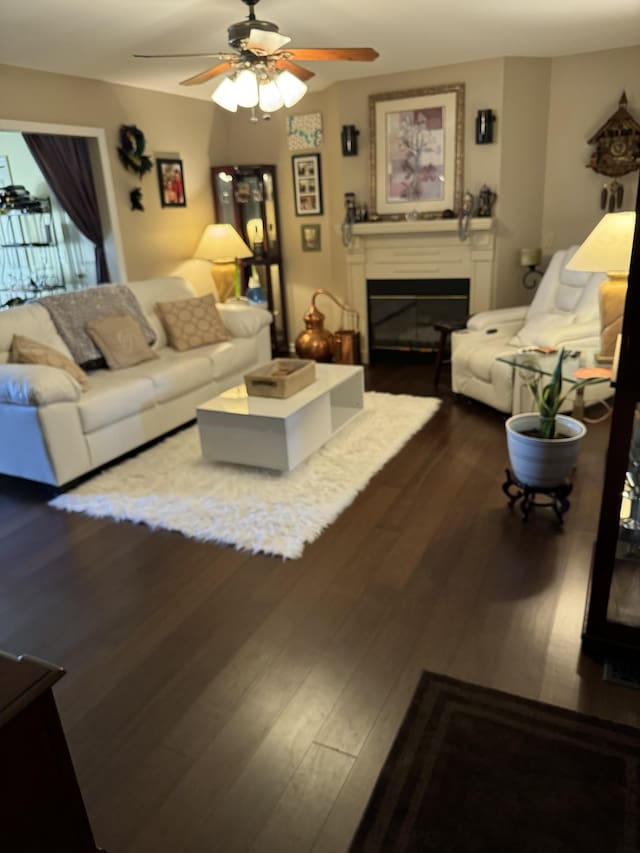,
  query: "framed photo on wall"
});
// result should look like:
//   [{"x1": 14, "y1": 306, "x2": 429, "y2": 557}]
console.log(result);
[
  {"x1": 369, "y1": 83, "x2": 464, "y2": 217},
  {"x1": 301, "y1": 224, "x2": 321, "y2": 251},
  {"x1": 292, "y1": 153, "x2": 323, "y2": 216},
  {"x1": 157, "y1": 158, "x2": 186, "y2": 208}
]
